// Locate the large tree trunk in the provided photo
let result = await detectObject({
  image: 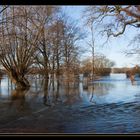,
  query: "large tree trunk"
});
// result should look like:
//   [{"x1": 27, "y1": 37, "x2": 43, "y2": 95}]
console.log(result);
[
  {"x1": 8, "y1": 70, "x2": 30, "y2": 90},
  {"x1": 44, "y1": 74, "x2": 49, "y2": 91}
]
